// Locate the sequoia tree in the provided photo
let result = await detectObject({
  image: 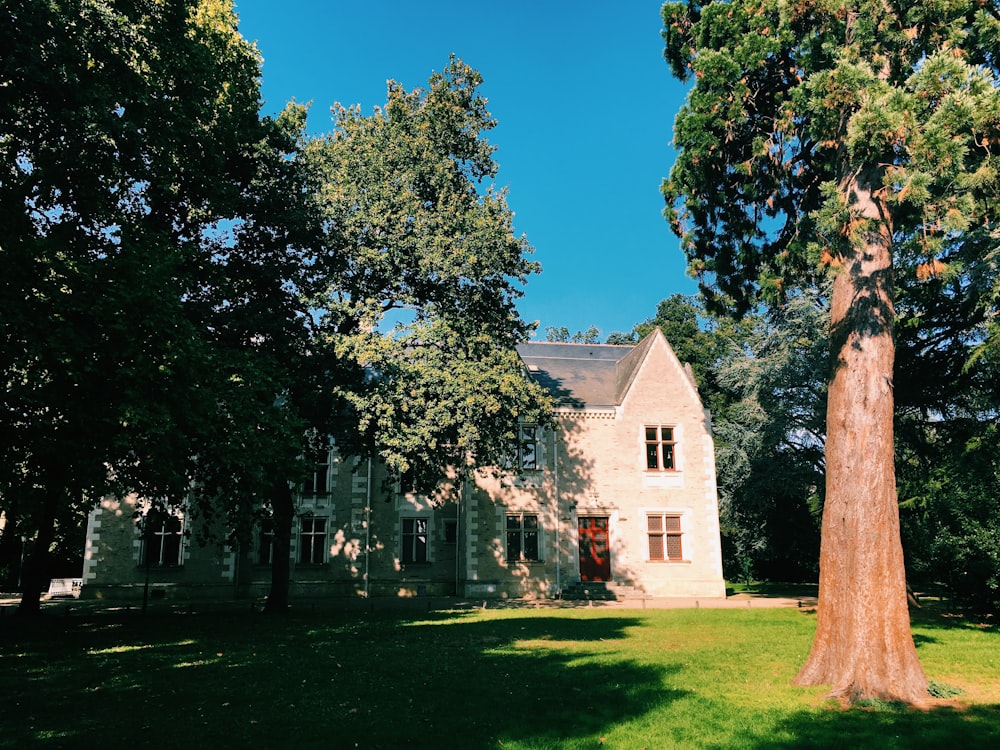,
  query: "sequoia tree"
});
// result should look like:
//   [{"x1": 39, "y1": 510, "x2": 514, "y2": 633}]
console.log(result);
[{"x1": 662, "y1": 0, "x2": 1000, "y2": 703}]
